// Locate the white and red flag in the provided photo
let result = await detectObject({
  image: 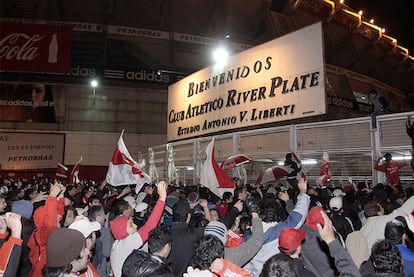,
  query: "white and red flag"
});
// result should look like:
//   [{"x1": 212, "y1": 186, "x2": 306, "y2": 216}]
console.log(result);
[
  {"x1": 200, "y1": 138, "x2": 234, "y2": 198},
  {"x1": 291, "y1": 152, "x2": 307, "y2": 180},
  {"x1": 56, "y1": 163, "x2": 68, "y2": 179},
  {"x1": 319, "y1": 152, "x2": 331, "y2": 185},
  {"x1": 221, "y1": 154, "x2": 251, "y2": 170},
  {"x1": 255, "y1": 165, "x2": 294, "y2": 184},
  {"x1": 70, "y1": 156, "x2": 83, "y2": 184},
  {"x1": 106, "y1": 130, "x2": 151, "y2": 193}
]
